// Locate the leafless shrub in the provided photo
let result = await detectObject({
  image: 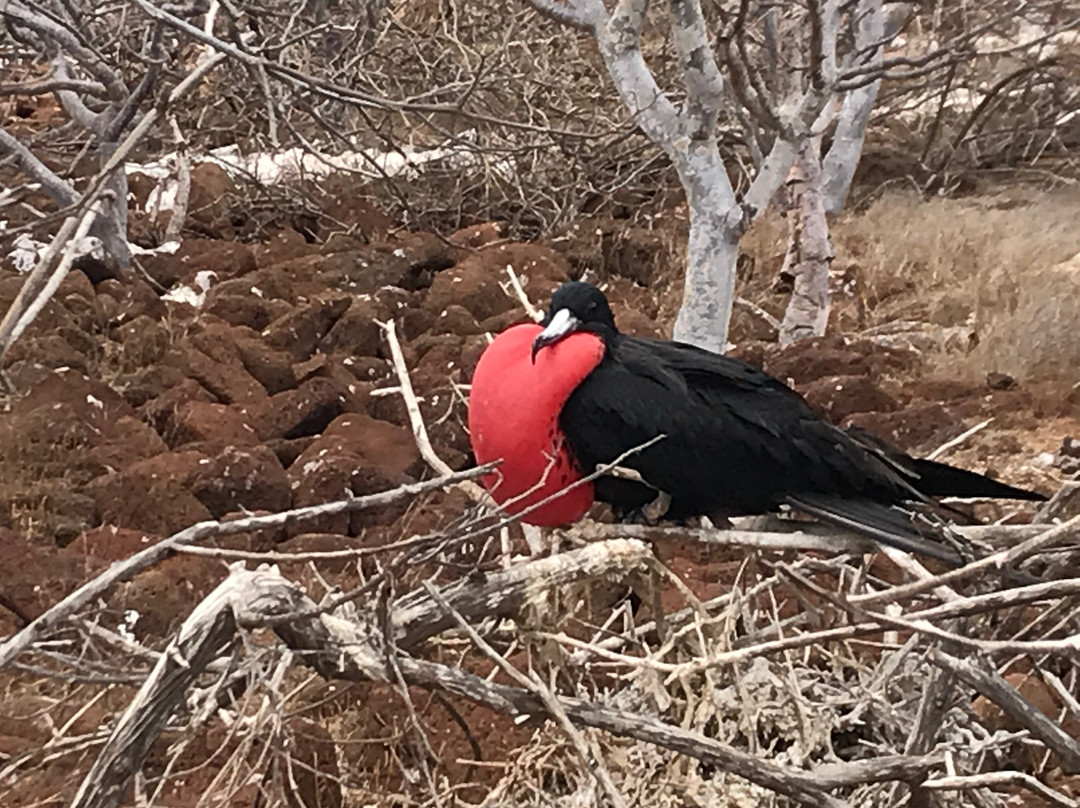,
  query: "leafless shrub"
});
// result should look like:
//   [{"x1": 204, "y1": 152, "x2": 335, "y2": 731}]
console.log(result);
[
  {"x1": 3, "y1": 0, "x2": 1076, "y2": 256},
  {"x1": 5, "y1": 485, "x2": 1080, "y2": 808}
]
